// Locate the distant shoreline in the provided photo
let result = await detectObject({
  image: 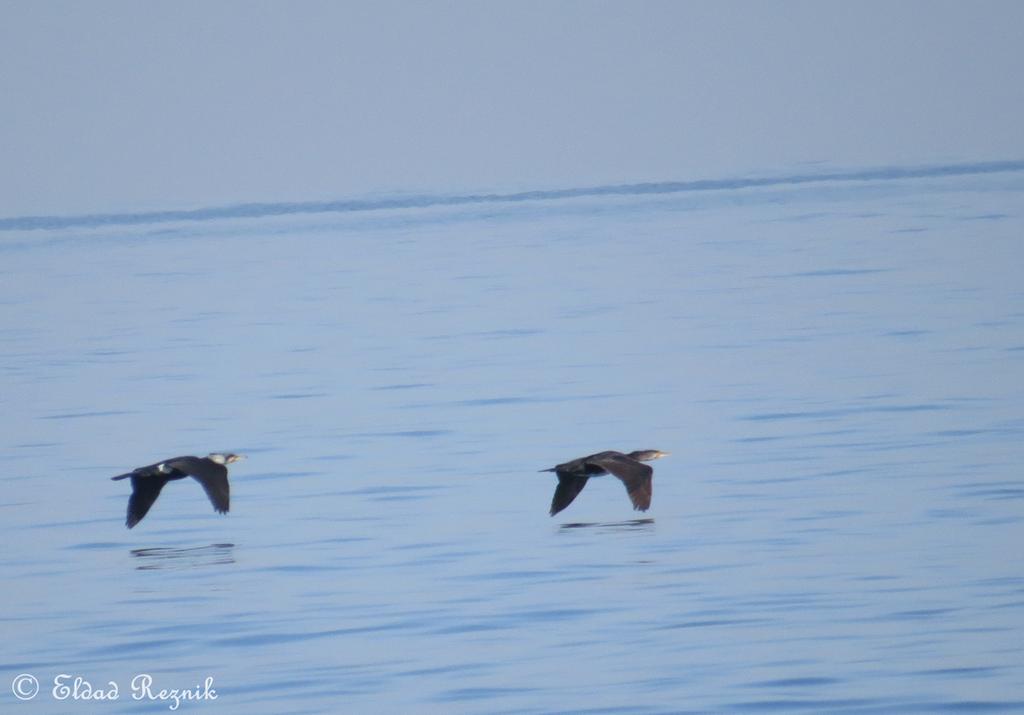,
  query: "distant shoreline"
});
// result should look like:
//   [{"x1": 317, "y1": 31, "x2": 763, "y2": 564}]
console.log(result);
[{"x1": 3, "y1": 158, "x2": 1022, "y2": 232}]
